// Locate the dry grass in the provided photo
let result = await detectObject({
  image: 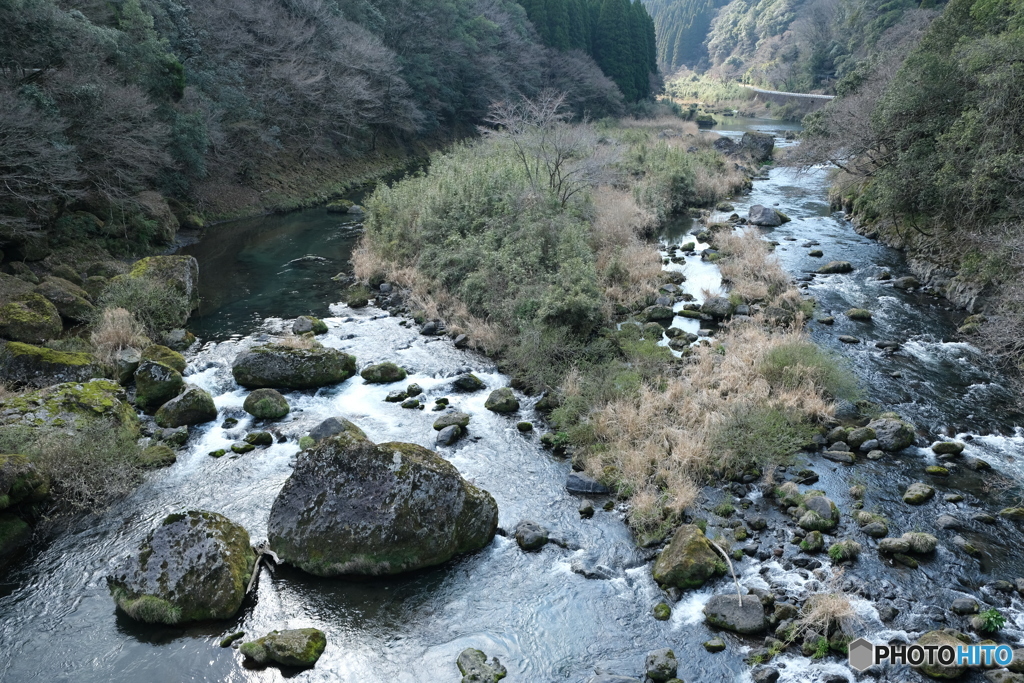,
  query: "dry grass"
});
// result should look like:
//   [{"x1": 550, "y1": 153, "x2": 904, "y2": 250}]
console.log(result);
[
  {"x1": 791, "y1": 571, "x2": 862, "y2": 647},
  {"x1": 618, "y1": 116, "x2": 700, "y2": 136},
  {"x1": 717, "y1": 230, "x2": 793, "y2": 303},
  {"x1": 90, "y1": 307, "x2": 149, "y2": 364},
  {"x1": 694, "y1": 162, "x2": 747, "y2": 206},
  {"x1": 276, "y1": 334, "x2": 322, "y2": 350},
  {"x1": 0, "y1": 383, "x2": 23, "y2": 401},
  {"x1": 591, "y1": 187, "x2": 662, "y2": 306}
]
